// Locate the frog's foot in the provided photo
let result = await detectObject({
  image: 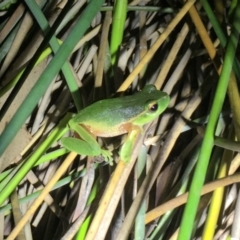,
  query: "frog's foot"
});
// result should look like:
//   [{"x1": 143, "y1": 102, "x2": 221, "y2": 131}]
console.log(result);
[{"x1": 101, "y1": 150, "x2": 113, "y2": 165}]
